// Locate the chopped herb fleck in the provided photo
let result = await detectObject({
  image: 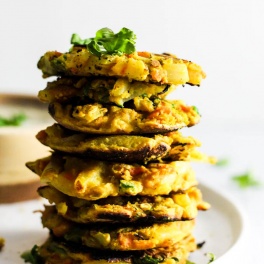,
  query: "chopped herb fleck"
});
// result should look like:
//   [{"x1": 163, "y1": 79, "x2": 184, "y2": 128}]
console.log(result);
[
  {"x1": 232, "y1": 170, "x2": 261, "y2": 188},
  {"x1": 206, "y1": 252, "x2": 216, "y2": 263},
  {"x1": 215, "y1": 158, "x2": 229, "y2": 167},
  {"x1": 192, "y1": 106, "x2": 200, "y2": 115},
  {"x1": 120, "y1": 180, "x2": 135, "y2": 189},
  {"x1": 0, "y1": 113, "x2": 27, "y2": 127},
  {"x1": 133, "y1": 255, "x2": 164, "y2": 264}
]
